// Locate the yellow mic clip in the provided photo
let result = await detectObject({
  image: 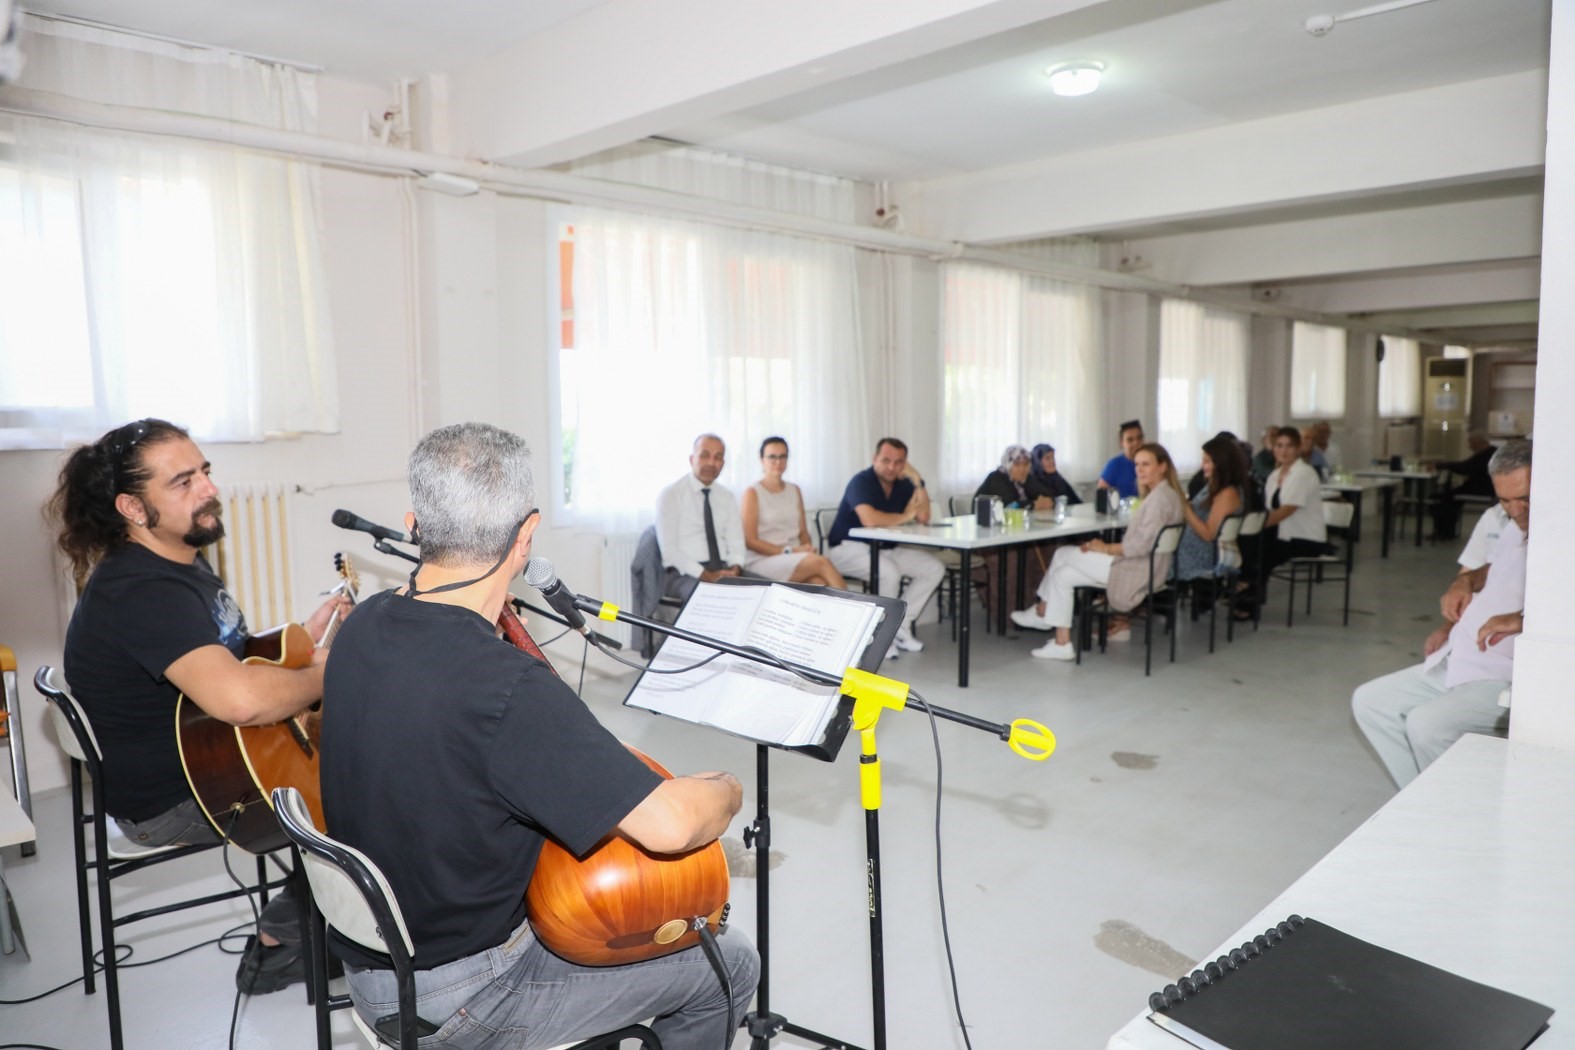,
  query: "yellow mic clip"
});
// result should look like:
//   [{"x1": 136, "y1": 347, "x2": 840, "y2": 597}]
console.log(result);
[{"x1": 1007, "y1": 718, "x2": 1056, "y2": 761}]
